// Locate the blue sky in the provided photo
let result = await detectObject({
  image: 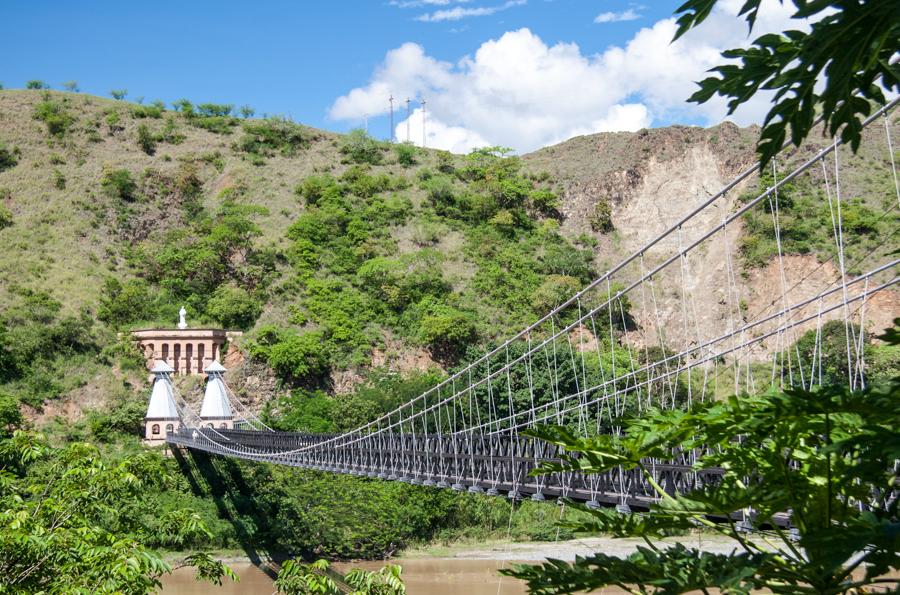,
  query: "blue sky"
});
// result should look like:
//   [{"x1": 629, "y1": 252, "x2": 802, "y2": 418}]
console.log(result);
[{"x1": 0, "y1": 1, "x2": 792, "y2": 153}]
